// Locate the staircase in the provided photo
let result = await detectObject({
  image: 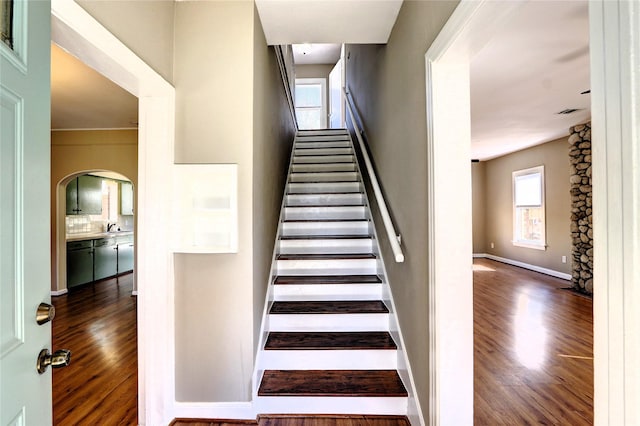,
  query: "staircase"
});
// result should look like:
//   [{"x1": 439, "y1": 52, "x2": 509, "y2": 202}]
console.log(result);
[{"x1": 254, "y1": 129, "x2": 409, "y2": 415}]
